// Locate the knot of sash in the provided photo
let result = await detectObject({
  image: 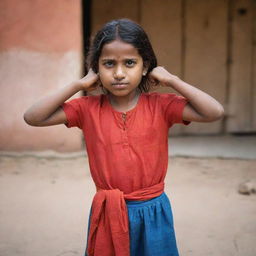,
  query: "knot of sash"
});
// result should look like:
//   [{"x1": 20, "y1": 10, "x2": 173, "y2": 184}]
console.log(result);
[{"x1": 86, "y1": 182, "x2": 165, "y2": 256}]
